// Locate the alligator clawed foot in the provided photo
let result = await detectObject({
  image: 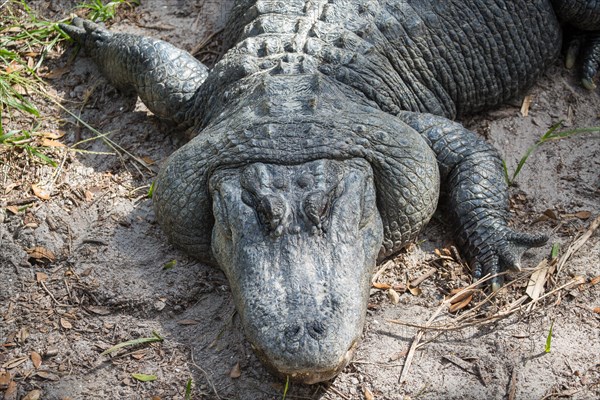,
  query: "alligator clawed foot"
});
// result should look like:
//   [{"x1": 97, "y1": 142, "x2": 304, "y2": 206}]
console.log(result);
[
  {"x1": 565, "y1": 31, "x2": 600, "y2": 90},
  {"x1": 472, "y1": 228, "x2": 548, "y2": 291},
  {"x1": 59, "y1": 17, "x2": 110, "y2": 47}
]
